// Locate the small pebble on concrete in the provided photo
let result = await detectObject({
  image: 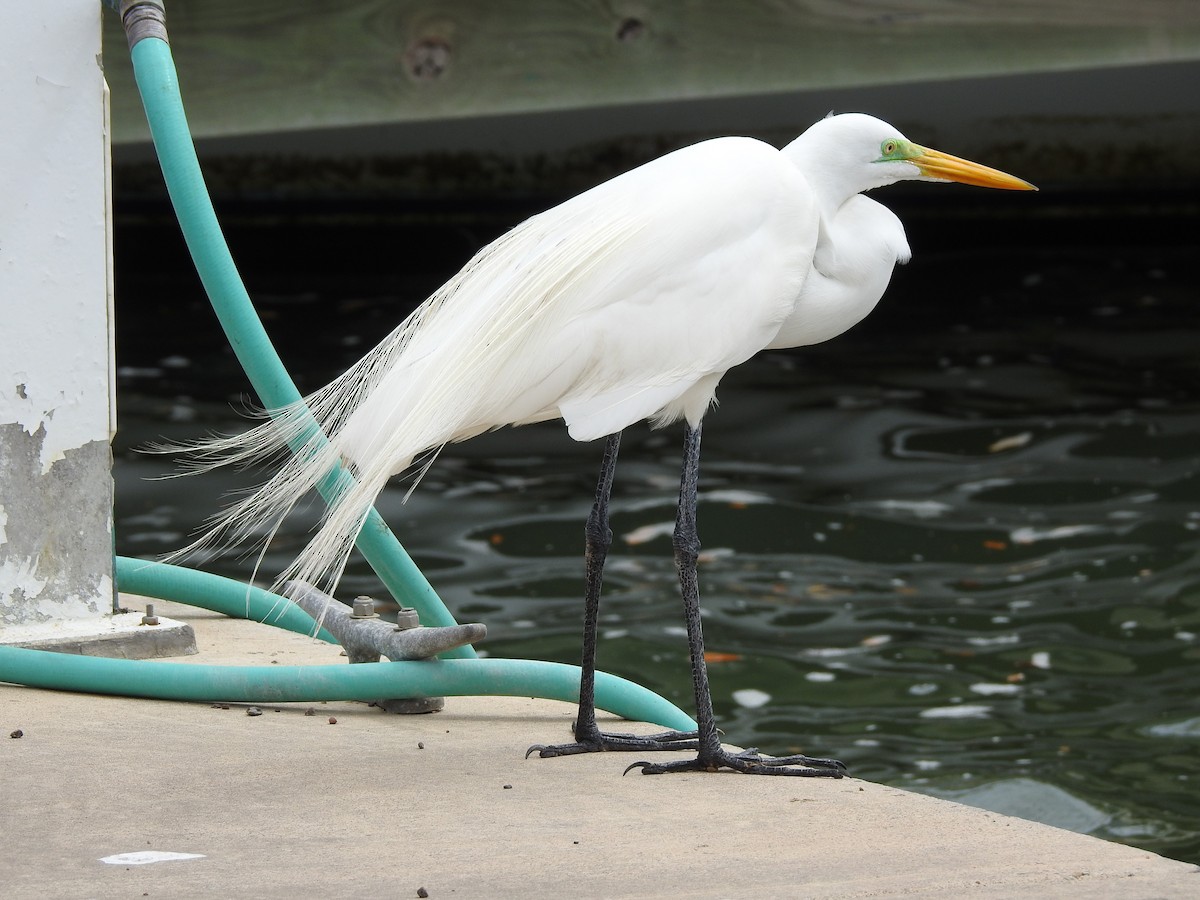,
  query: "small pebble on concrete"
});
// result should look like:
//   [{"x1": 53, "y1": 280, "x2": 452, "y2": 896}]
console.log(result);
[{"x1": 246, "y1": 707, "x2": 263, "y2": 717}]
